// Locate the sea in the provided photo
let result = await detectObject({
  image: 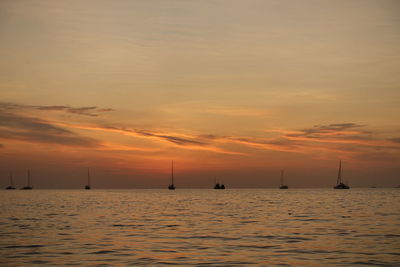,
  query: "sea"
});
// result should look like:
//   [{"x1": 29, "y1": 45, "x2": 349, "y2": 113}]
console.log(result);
[{"x1": 0, "y1": 189, "x2": 399, "y2": 266}]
